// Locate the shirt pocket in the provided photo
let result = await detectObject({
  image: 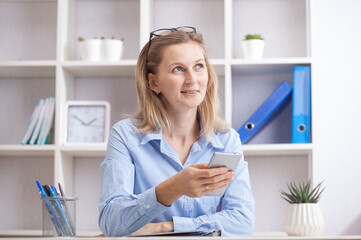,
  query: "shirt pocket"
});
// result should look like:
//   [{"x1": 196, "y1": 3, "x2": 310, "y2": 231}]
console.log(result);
[{"x1": 197, "y1": 196, "x2": 222, "y2": 213}]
